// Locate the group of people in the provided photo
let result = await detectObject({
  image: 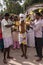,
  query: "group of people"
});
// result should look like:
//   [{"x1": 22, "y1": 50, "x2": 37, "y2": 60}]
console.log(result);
[
  {"x1": 0, "y1": 13, "x2": 28, "y2": 64},
  {"x1": 31, "y1": 11, "x2": 43, "y2": 61},
  {"x1": 0, "y1": 10, "x2": 43, "y2": 64}
]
